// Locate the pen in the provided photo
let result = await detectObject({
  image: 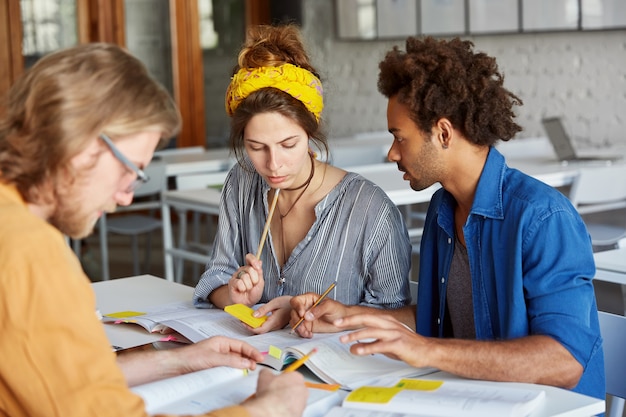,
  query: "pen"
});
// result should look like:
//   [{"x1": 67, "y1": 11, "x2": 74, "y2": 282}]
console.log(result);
[
  {"x1": 255, "y1": 189, "x2": 280, "y2": 259},
  {"x1": 290, "y1": 282, "x2": 336, "y2": 334}
]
